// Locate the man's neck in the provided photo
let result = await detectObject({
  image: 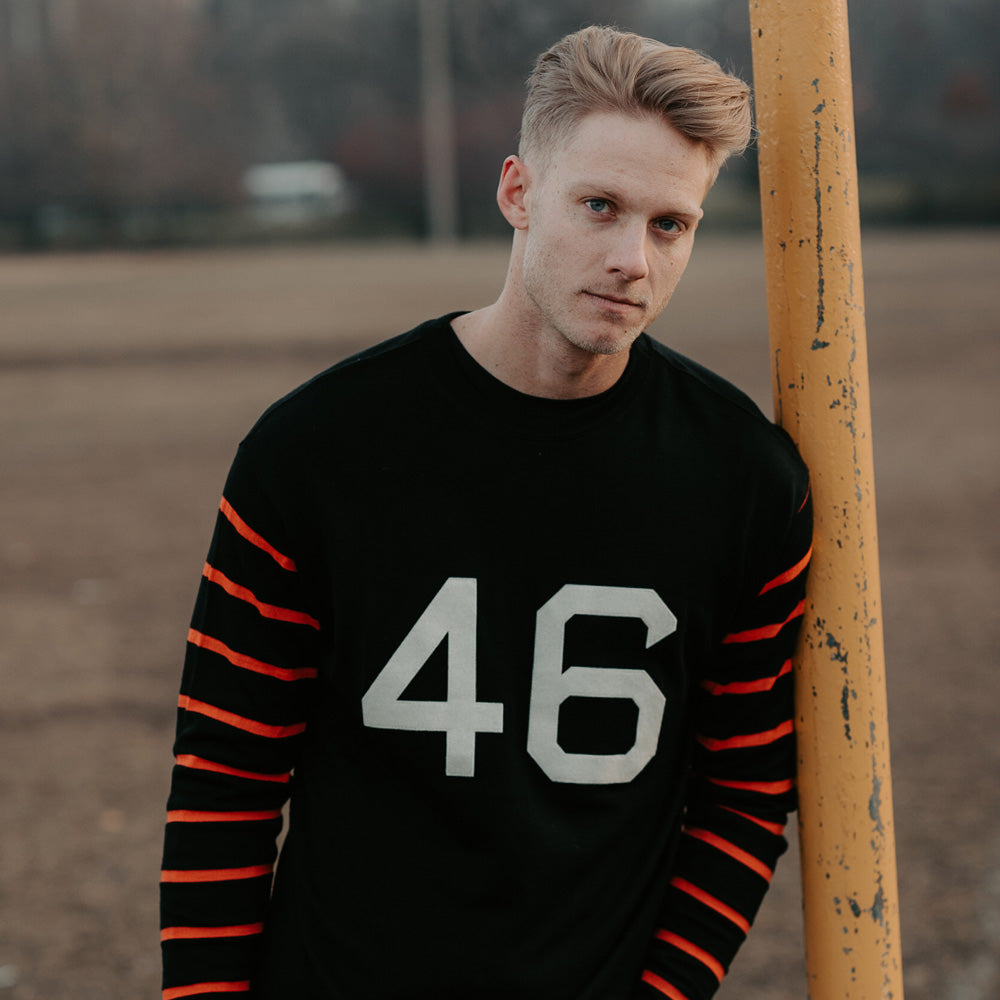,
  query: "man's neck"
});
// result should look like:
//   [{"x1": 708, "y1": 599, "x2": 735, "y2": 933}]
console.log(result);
[{"x1": 451, "y1": 304, "x2": 630, "y2": 400}]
